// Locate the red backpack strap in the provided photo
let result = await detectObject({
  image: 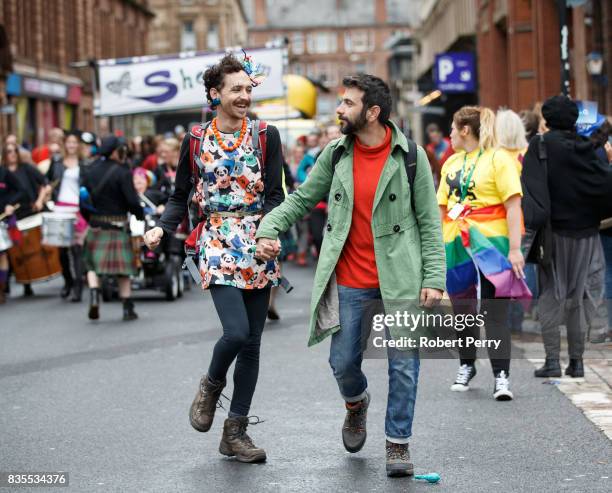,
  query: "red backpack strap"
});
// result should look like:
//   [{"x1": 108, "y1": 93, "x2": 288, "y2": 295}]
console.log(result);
[
  {"x1": 189, "y1": 123, "x2": 205, "y2": 177},
  {"x1": 187, "y1": 122, "x2": 209, "y2": 228}
]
